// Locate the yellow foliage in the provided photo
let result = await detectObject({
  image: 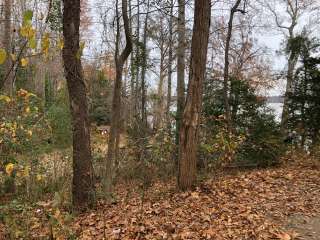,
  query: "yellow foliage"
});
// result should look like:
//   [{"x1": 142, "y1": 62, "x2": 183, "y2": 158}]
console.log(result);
[
  {"x1": 11, "y1": 53, "x2": 17, "y2": 62},
  {"x1": 0, "y1": 48, "x2": 7, "y2": 65},
  {"x1": 20, "y1": 25, "x2": 36, "y2": 39},
  {"x1": 21, "y1": 58, "x2": 29, "y2": 67},
  {"x1": 5, "y1": 163, "x2": 14, "y2": 176},
  {"x1": 24, "y1": 167, "x2": 30, "y2": 177},
  {"x1": 0, "y1": 95, "x2": 11, "y2": 103},
  {"x1": 27, "y1": 130, "x2": 33, "y2": 137},
  {"x1": 42, "y1": 33, "x2": 50, "y2": 56},
  {"x1": 36, "y1": 174, "x2": 43, "y2": 181}
]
